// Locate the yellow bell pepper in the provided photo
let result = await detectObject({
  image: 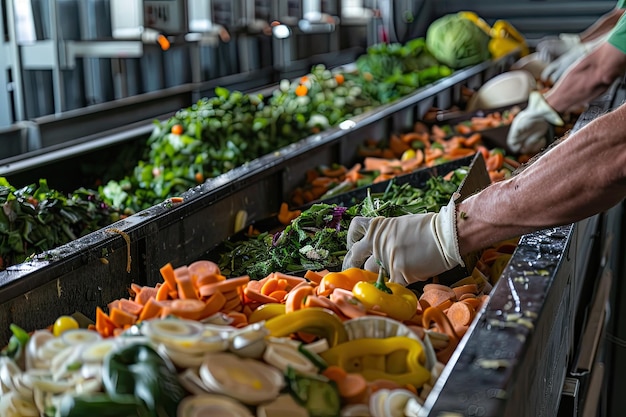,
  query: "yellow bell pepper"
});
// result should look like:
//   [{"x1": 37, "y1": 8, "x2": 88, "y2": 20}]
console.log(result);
[
  {"x1": 263, "y1": 307, "x2": 348, "y2": 347},
  {"x1": 351, "y1": 269, "x2": 418, "y2": 321},
  {"x1": 458, "y1": 11, "x2": 491, "y2": 35},
  {"x1": 489, "y1": 19, "x2": 529, "y2": 58},
  {"x1": 320, "y1": 336, "x2": 431, "y2": 388},
  {"x1": 248, "y1": 303, "x2": 286, "y2": 323},
  {"x1": 318, "y1": 268, "x2": 379, "y2": 295}
]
